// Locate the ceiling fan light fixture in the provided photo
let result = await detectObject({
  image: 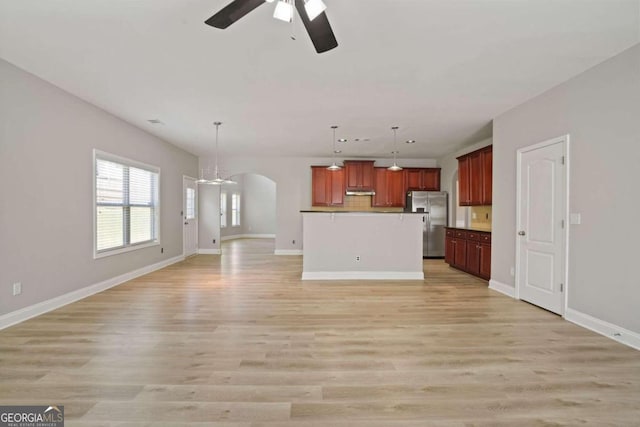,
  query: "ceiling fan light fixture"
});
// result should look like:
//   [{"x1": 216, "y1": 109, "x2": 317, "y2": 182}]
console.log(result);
[
  {"x1": 304, "y1": 0, "x2": 326, "y2": 21},
  {"x1": 265, "y1": 0, "x2": 275, "y2": 3},
  {"x1": 273, "y1": 0, "x2": 293, "y2": 22}
]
